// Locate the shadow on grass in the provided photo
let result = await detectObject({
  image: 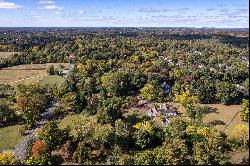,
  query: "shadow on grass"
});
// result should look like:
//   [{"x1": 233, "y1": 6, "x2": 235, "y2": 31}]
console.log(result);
[
  {"x1": 202, "y1": 106, "x2": 219, "y2": 114},
  {"x1": 208, "y1": 120, "x2": 226, "y2": 126}
]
